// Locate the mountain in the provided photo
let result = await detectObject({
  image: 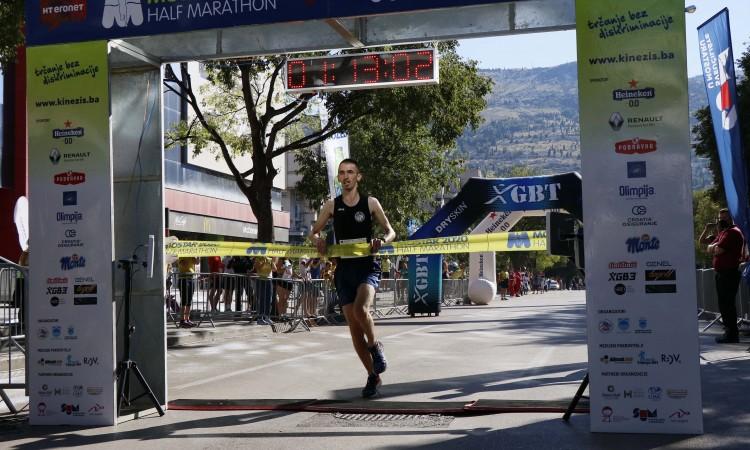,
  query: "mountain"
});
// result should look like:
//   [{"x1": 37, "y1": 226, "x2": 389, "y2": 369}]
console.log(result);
[{"x1": 456, "y1": 62, "x2": 713, "y2": 190}]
